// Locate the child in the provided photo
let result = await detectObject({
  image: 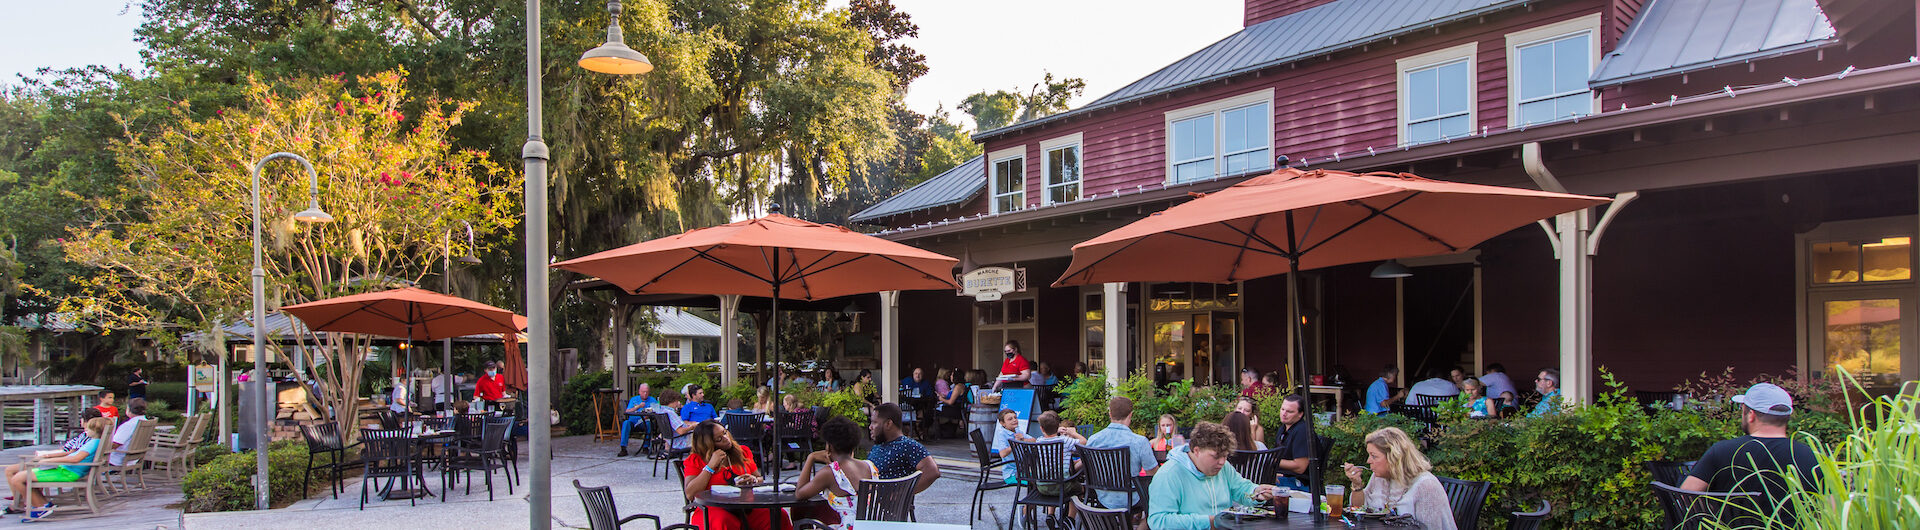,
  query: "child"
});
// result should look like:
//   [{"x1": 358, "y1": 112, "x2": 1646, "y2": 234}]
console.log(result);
[
  {"x1": 1030, "y1": 411, "x2": 1085, "y2": 496},
  {"x1": 793, "y1": 417, "x2": 874, "y2": 528},
  {"x1": 990, "y1": 409, "x2": 1032, "y2": 482}
]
